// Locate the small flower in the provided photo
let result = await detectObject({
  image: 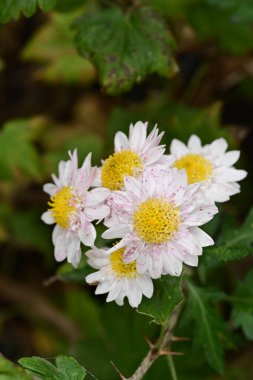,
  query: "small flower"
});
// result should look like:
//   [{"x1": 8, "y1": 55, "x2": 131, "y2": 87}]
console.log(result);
[
  {"x1": 102, "y1": 168, "x2": 218, "y2": 279},
  {"x1": 96, "y1": 121, "x2": 172, "y2": 191},
  {"x1": 41, "y1": 150, "x2": 110, "y2": 267},
  {"x1": 170, "y1": 135, "x2": 247, "y2": 203},
  {"x1": 86, "y1": 246, "x2": 153, "y2": 308}
]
